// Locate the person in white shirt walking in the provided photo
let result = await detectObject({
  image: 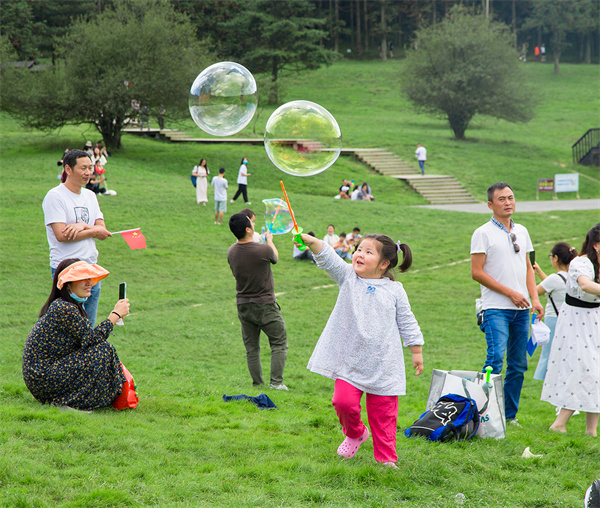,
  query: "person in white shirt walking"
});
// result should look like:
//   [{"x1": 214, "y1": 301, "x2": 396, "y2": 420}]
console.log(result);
[
  {"x1": 415, "y1": 144, "x2": 427, "y2": 175},
  {"x1": 231, "y1": 157, "x2": 251, "y2": 205}
]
